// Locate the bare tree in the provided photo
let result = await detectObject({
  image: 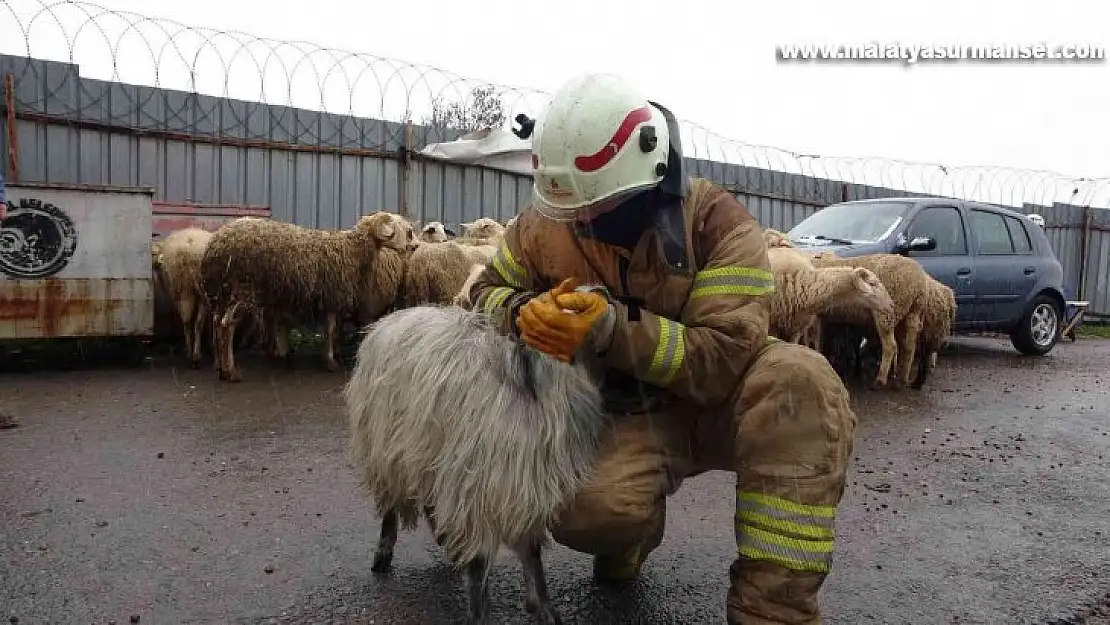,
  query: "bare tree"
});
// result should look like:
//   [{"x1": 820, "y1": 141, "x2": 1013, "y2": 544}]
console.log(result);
[{"x1": 426, "y1": 85, "x2": 507, "y2": 135}]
